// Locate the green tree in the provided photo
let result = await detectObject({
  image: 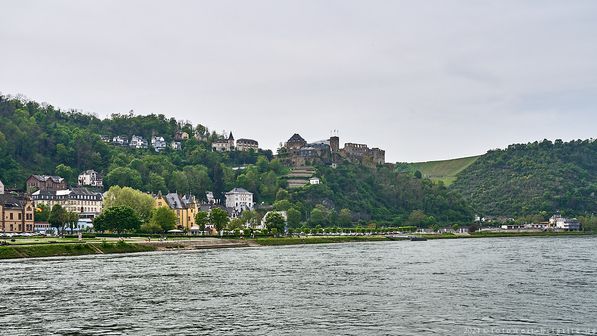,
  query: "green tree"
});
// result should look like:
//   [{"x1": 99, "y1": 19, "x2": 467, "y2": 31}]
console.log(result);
[
  {"x1": 34, "y1": 203, "x2": 50, "y2": 222},
  {"x1": 338, "y1": 208, "x2": 352, "y2": 227},
  {"x1": 55, "y1": 164, "x2": 76, "y2": 186},
  {"x1": 195, "y1": 212, "x2": 209, "y2": 234},
  {"x1": 209, "y1": 208, "x2": 229, "y2": 232},
  {"x1": 48, "y1": 204, "x2": 67, "y2": 235},
  {"x1": 275, "y1": 189, "x2": 289, "y2": 201},
  {"x1": 309, "y1": 205, "x2": 328, "y2": 227},
  {"x1": 105, "y1": 167, "x2": 143, "y2": 189},
  {"x1": 286, "y1": 208, "x2": 301, "y2": 228},
  {"x1": 150, "y1": 206, "x2": 177, "y2": 232},
  {"x1": 273, "y1": 199, "x2": 292, "y2": 211},
  {"x1": 93, "y1": 206, "x2": 141, "y2": 233},
  {"x1": 407, "y1": 210, "x2": 428, "y2": 227},
  {"x1": 103, "y1": 186, "x2": 155, "y2": 221},
  {"x1": 265, "y1": 212, "x2": 286, "y2": 234},
  {"x1": 240, "y1": 210, "x2": 259, "y2": 229},
  {"x1": 147, "y1": 172, "x2": 167, "y2": 194}
]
